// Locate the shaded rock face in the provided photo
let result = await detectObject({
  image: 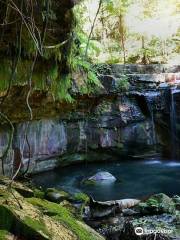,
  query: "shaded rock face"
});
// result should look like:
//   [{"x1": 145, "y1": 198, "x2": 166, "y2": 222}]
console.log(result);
[
  {"x1": 0, "y1": 64, "x2": 180, "y2": 175},
  {"x1": 0, "y1": 98, "x2": 156, "y2": 175}
]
